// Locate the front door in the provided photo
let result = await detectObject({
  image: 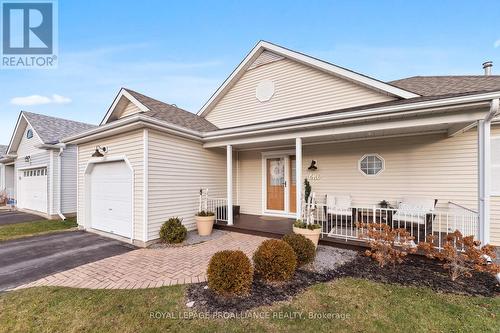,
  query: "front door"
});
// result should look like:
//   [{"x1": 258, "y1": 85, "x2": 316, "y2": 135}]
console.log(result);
[
  {"x1": 264, "y1": 154, "x2": 296, "y2": 216},
  {"x1": 266, "y1": 157, "x2": 285, "y2": 211}
]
